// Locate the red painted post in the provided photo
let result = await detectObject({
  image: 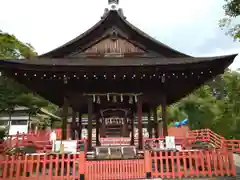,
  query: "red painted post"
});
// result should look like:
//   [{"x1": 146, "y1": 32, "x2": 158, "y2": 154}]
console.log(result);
[
  {"x1": 79, "y1": 151, "x2": 86, "y2": 180},
  {"x1": 228, "y1": 150, "x2": 237, "y2": 176},
  {"x1": 144, "y1": 150, "x2": 152, "y2": 179}
]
